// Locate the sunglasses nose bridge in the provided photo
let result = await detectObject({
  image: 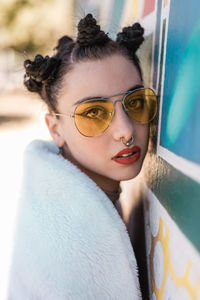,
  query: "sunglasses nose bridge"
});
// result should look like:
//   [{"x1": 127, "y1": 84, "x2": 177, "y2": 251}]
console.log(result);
[
  {"x1": 112, "y1": 98, "x2": 124, "y2": 110},
  {"x1": 106, "y1": 98, "x2": 124, "y2": 128},
  {"x1": 111, "y1": 98, "x2": 131, "y2": 123},
  {"x1": 113, "y1": 97, "x2": 128, "y2": 114}
]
